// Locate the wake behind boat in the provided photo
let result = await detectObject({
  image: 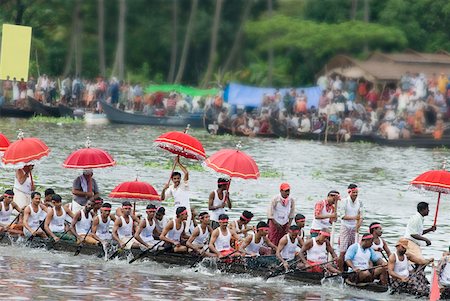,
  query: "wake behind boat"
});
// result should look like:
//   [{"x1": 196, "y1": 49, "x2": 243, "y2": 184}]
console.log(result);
[{"x1": 100, "y1": 99, "x2": 204, "y2": 128}]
